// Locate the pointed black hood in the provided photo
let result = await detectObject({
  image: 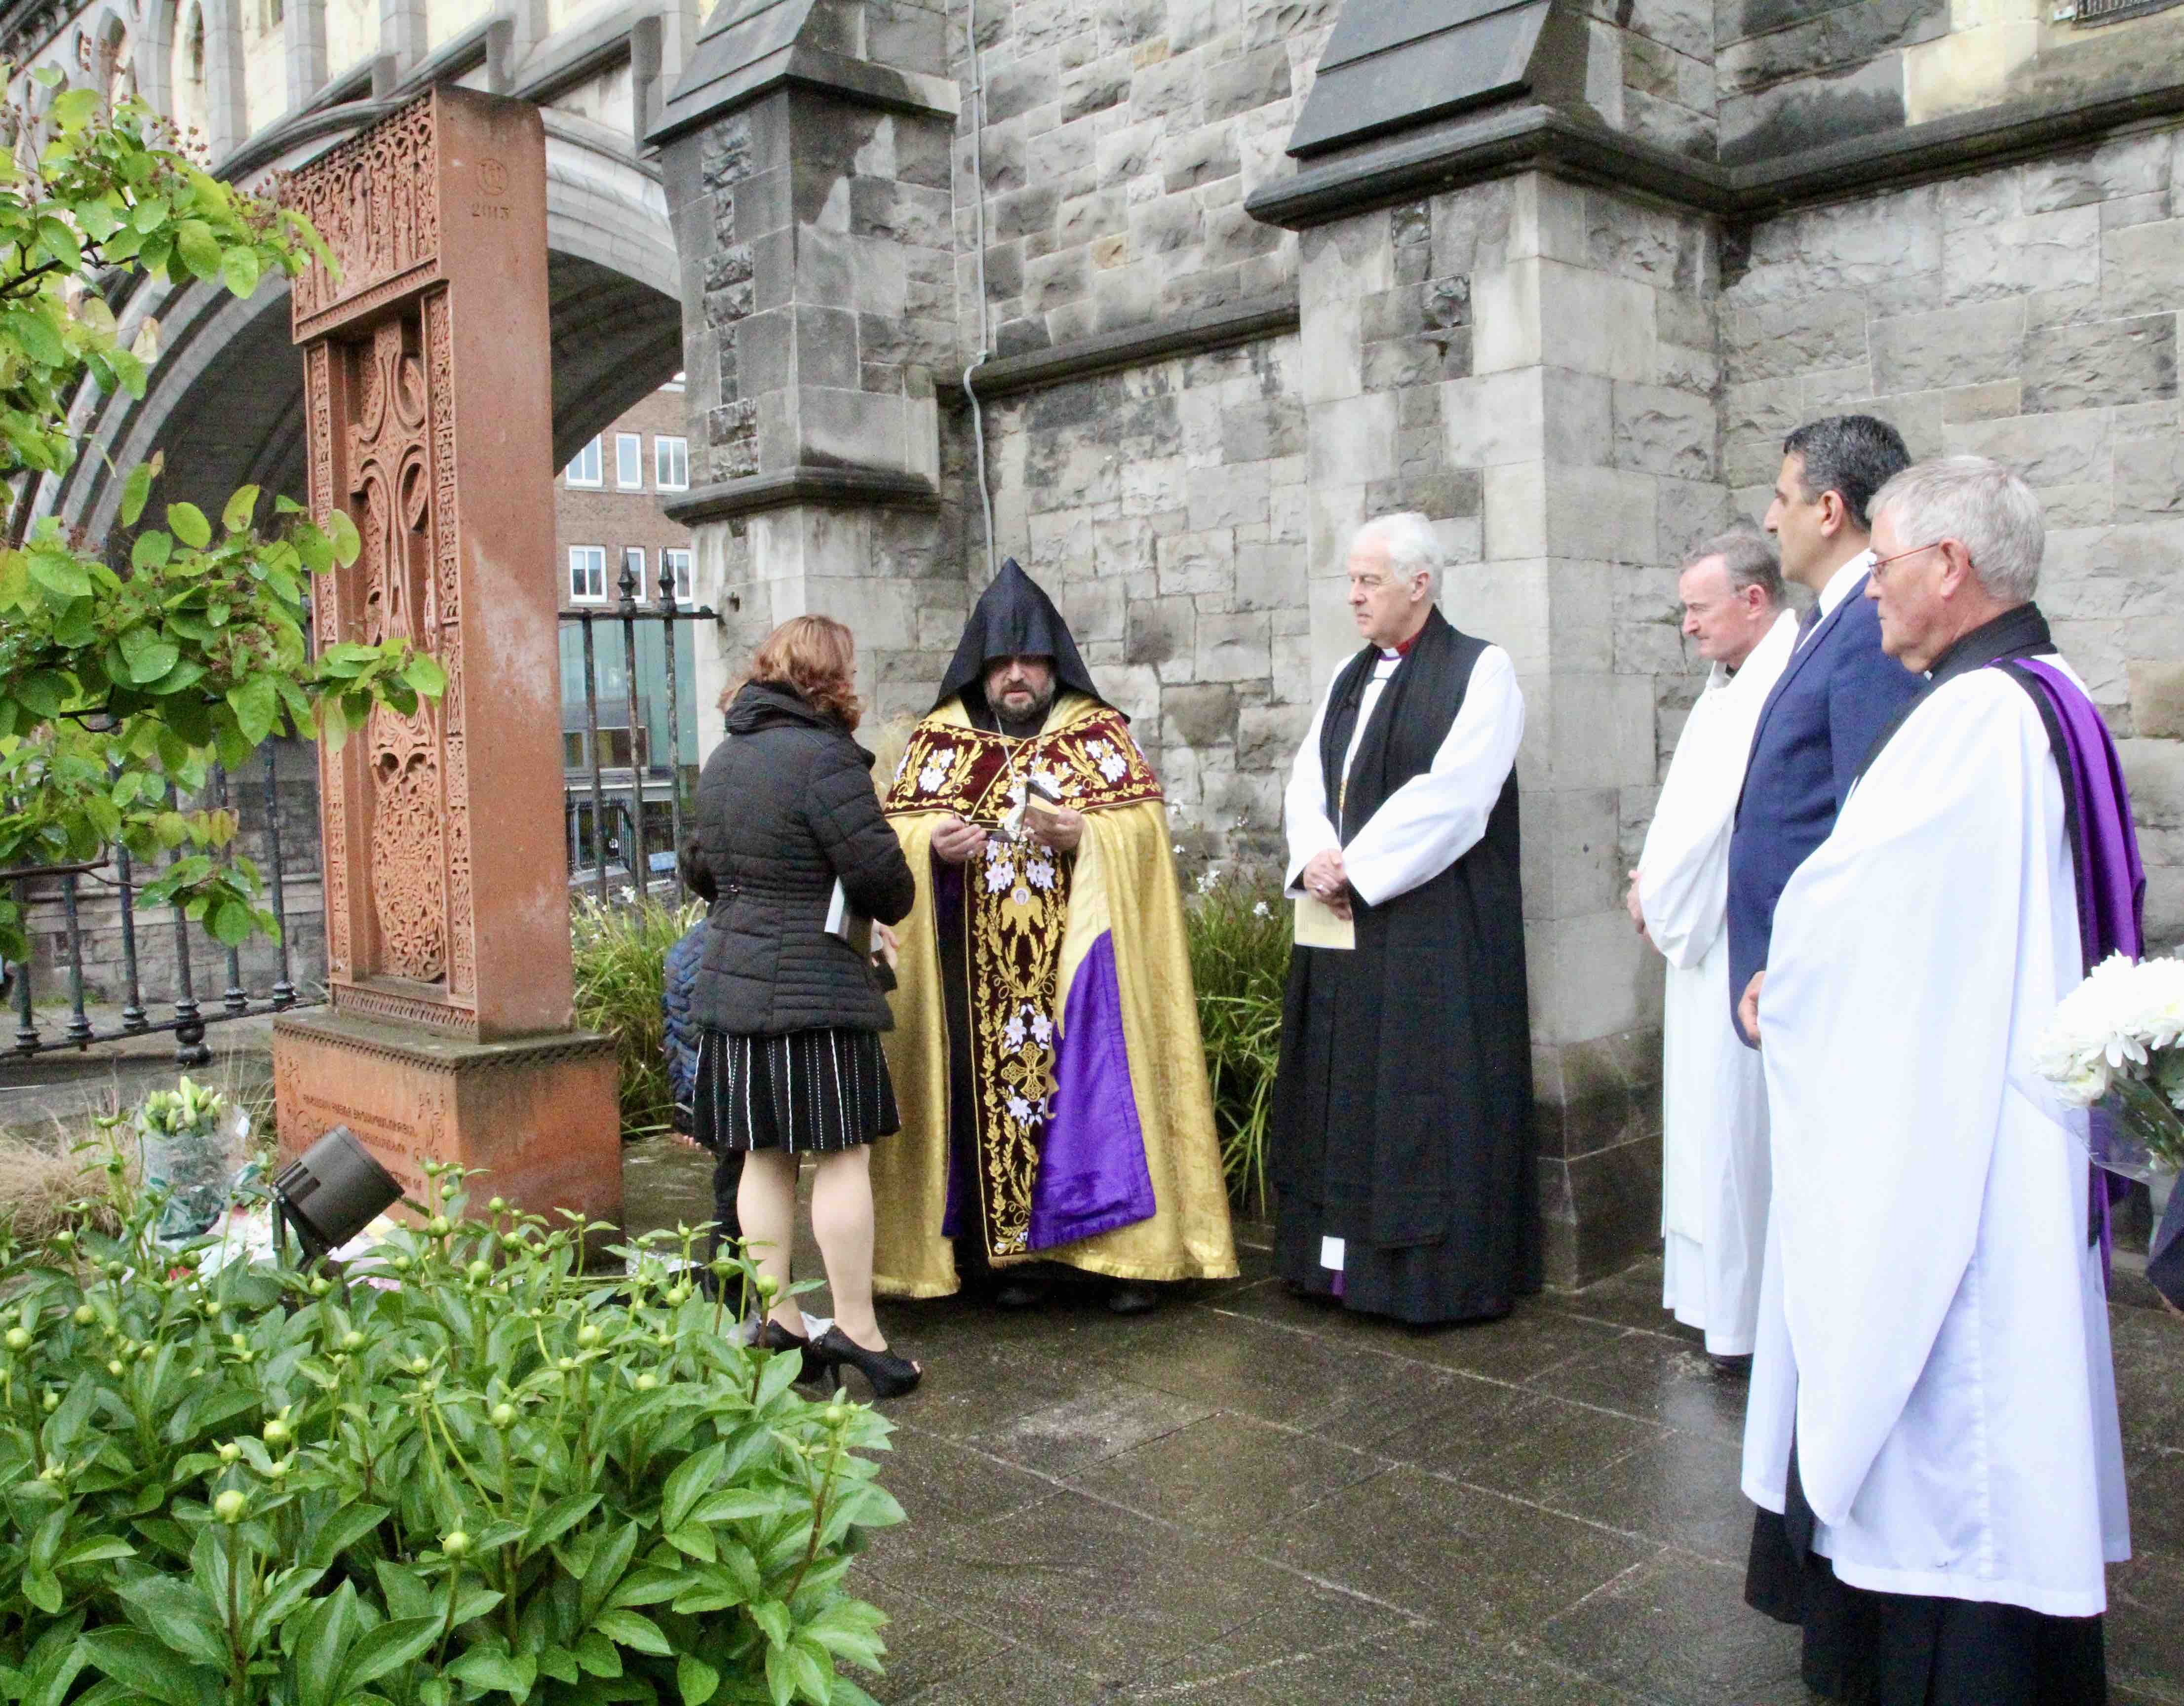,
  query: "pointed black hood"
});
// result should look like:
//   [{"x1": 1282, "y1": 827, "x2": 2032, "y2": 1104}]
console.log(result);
[{"x1": 932, "y1": 559, "x2": 1107, "y2": 715}]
